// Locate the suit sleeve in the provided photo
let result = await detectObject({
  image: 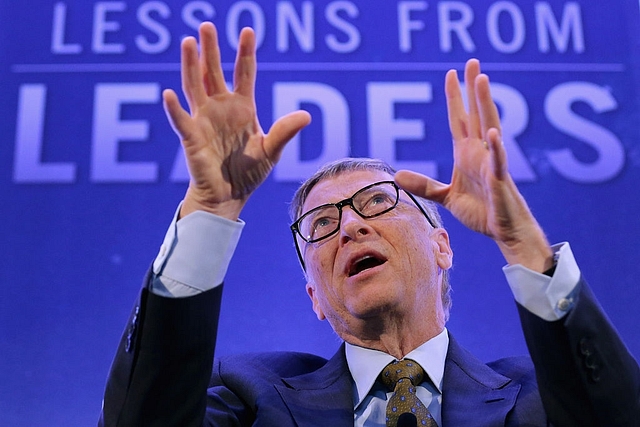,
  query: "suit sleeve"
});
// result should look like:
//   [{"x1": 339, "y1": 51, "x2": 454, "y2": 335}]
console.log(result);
[
  {"x1": 99, "y1": 268, "x2": 223, "y2": 427},
  {"x1": 518, "y1": 277, "x2": 640, "y2": 426}
]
